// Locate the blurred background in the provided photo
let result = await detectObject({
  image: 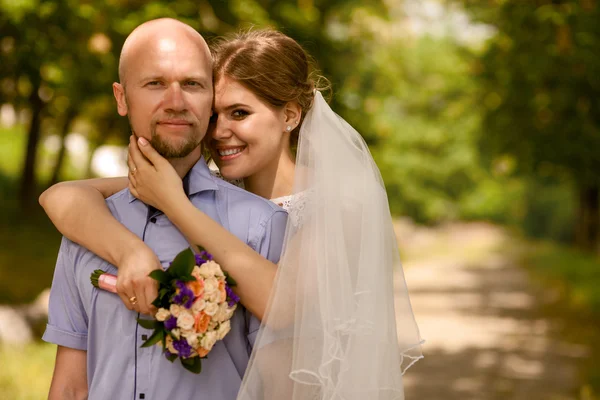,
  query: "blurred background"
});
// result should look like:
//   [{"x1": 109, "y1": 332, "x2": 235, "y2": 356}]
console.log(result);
[{"x1": 0, "y1": 0, "x2": 598, "y2": 399}]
